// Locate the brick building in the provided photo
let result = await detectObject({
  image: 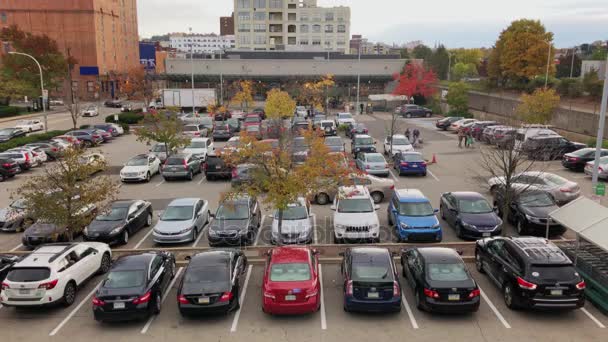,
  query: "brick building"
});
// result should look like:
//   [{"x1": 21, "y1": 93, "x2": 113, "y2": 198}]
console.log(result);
[
  {"x1": 220, "y1": 13, "x2": 235, "y2": 36},
  {"x1": 0, "y1": 0, "x2": 139, "y2": 101}
]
